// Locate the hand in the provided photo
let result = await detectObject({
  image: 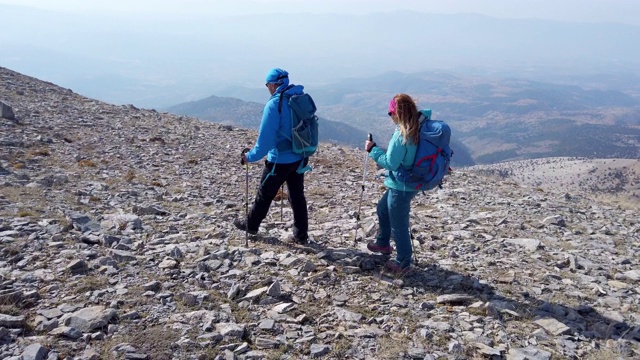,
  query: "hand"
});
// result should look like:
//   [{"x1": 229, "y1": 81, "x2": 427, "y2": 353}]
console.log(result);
[
  {"x1": 241, "y1": 148, "x2": 250, "y2": 165},
  {"x1": 365, "y1": 140, "x2": 376, "y2": 153}
]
